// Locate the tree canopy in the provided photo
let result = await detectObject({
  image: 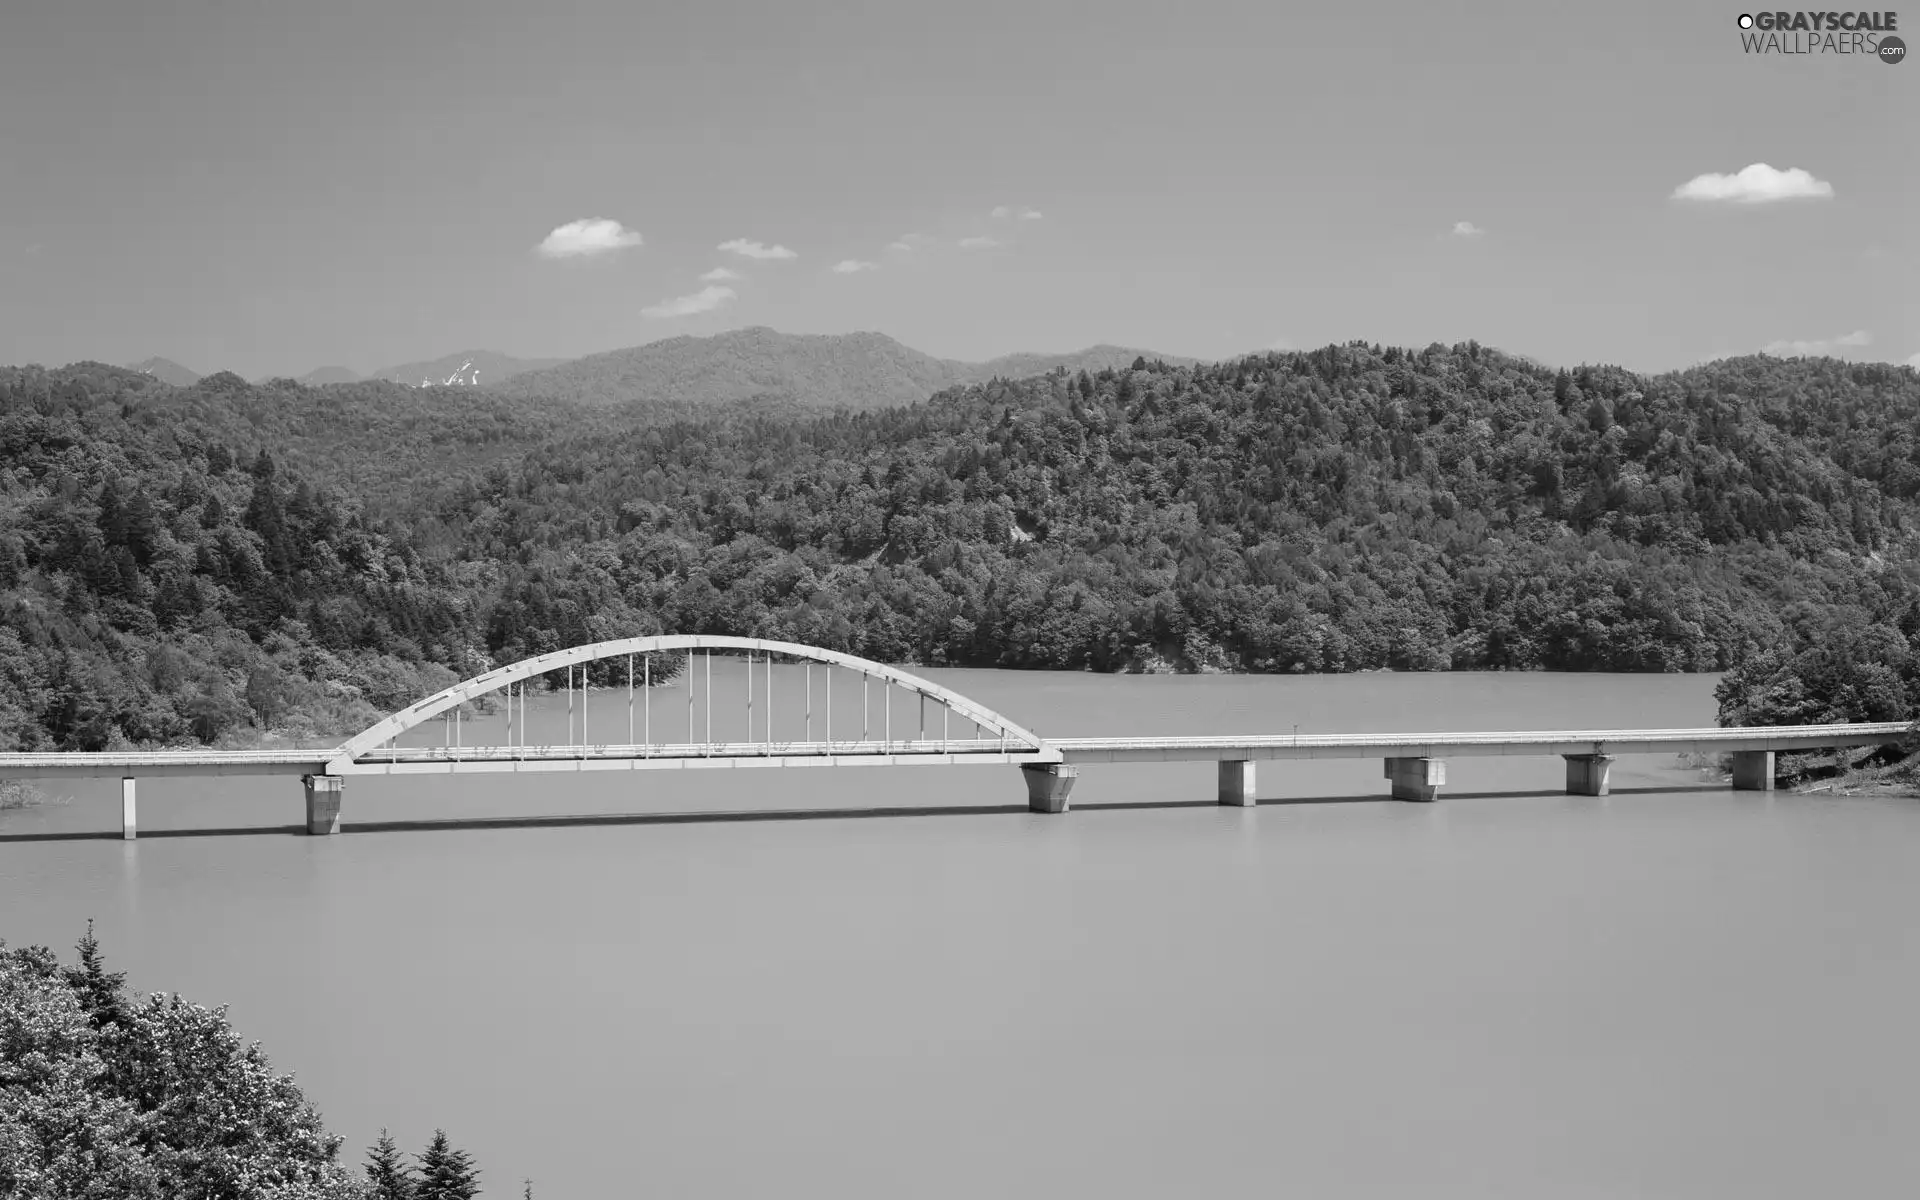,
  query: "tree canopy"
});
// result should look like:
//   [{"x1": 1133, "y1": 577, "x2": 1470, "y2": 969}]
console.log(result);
[{"x1": 2, "y1": 927, "x2": 493, "y2": 1200}]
